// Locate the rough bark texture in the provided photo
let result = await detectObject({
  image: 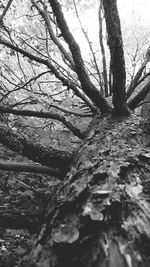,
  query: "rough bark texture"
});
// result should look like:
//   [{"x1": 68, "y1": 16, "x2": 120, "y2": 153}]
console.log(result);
[
  {"x1": 140, "y1": 89, "x2": 150, "y2": 146},
  {"x1": 102, "y1": 0, "x2": 129, "y2": 115},
  {"x1": 26, "y1": 114, "x2": 150, "y2": 267},
  {"x1": 141, "y1": 90, "x2": 150, "y2": 121}
]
